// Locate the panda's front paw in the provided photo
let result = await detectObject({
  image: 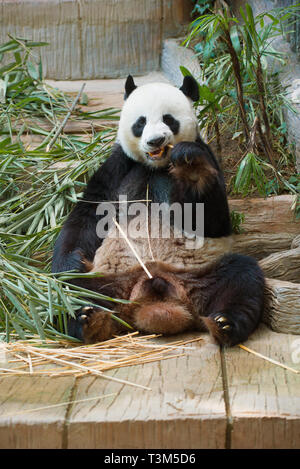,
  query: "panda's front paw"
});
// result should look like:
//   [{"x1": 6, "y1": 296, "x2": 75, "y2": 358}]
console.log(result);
[
  {"x1": 170, "y1": 142, "x2": 218, "y2": 189},
  {"x1": 170, "y1": 142, "x2": 200, "y2": 167}
]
